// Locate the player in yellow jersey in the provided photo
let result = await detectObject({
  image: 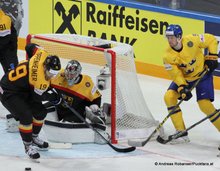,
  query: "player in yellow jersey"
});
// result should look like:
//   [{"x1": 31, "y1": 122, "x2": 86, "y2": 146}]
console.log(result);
[
  {"x1": 50, "y1": 60, "x2": 106, "y2": 125},
  {"x1": 162, "y1": 24, "x2": 220, "y2": 144},
  {"x1": 0, "y1": 9, "x2": 18, "y2": 72},
  {"x1": 0, "y1": 45, "x2": 61, "y2": 159}
]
